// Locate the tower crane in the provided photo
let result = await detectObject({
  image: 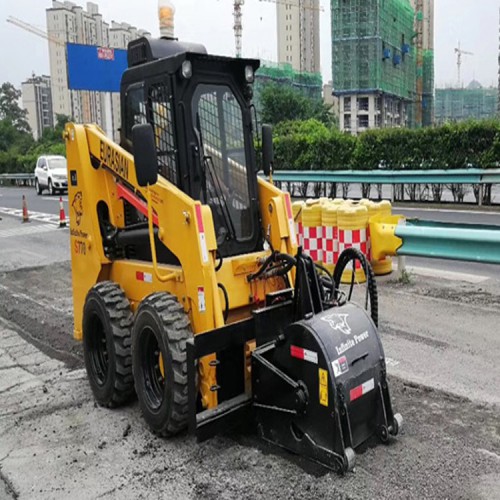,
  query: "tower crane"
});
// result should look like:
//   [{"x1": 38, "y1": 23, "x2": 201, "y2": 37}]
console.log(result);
[
  {"x1": 232, "y1": 0, "x2": 323, "y2": 60},
  {"x1": 455, "y1": 41, "x2": 473, "y2": 88}
]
